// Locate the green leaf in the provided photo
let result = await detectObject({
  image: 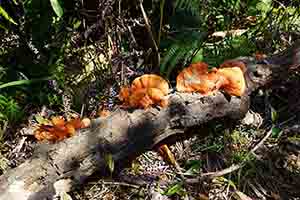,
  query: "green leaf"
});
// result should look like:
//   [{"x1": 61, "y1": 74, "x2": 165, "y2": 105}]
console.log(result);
[
  {"x1": 191, "y1": 48, "x2": 203, "y2": 63},
  {"x1": 49, "y1": 0, "x2": 64, "y2": 18},
  {"x1": 256, "y1": 0, "x2": 272, "y2": 12},
  {"x1": 104, "y1": 153, "x2": 114, "y2": 174},
  {"x1": 271, "y1": 127, "x2": 281, "y2": 138},
  {"x1": 164, "y1": 183, "x2": 183, "y2": 196},
  {"x1": 0, "y1": 76, "x2": 52, "y2": 90},
  {"x1": 160, "y1": 45, "x2": 180, "y2": 75},
  {"x1": 34, "y1": 115, "x2": 50, "y2": 124},
  {"x1": 185, "y1": 160, "x2": 202, "y2": 174},
  {"x1": 73, "y1": 20, "x2": 81, "y2": 29},
  {"x1": 270, "y1": 106, "x2": 278, "y2": 123},
  {"x1": 0, "y1": 5, "x2": 17, "y2": 25}
]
